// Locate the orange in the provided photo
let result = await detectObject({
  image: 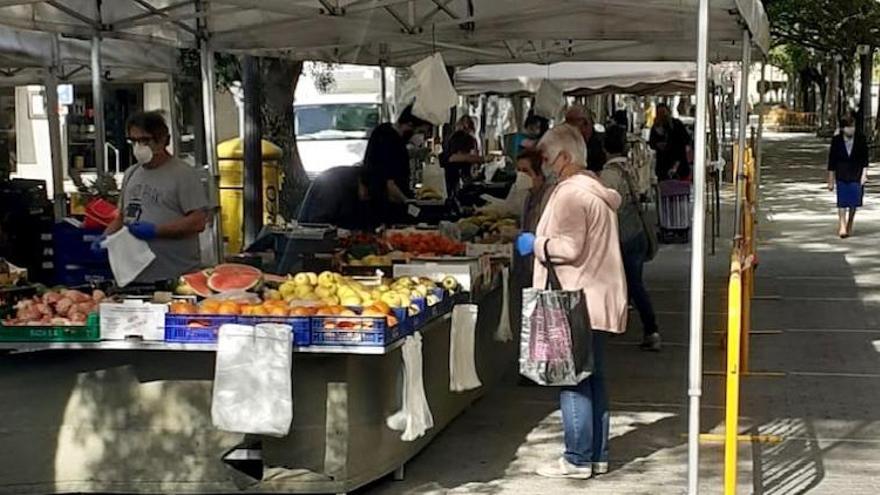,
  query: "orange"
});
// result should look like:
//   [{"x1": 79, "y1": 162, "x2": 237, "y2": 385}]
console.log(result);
[
  {"x1": 269, "y1": 306, "x2": 288, "y2": 317},
  {"x1": 290, "y1": 306, "x2": 314, "y2": 317},
  {"x1": 170, "y1": 301, "x2": 197, "y2": 314},
  {"x1": 372, "y1": 301, "x2": 392, "y2": 315},
  {"x1": 251, "y1": 305, "x2": 269, "y2": 316},
  {"x1": 217, "y1": 302, "x2": 241, "y2": 315},
  {"x1": 240, "y1": 305, "x2": 256, "y2": 316},
  {"x1": 200, "y1": 300, "x2": 221, "y2": 313},
  {"x1": 386, "y1": 315, "x2": 399, "y2": 327}
]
